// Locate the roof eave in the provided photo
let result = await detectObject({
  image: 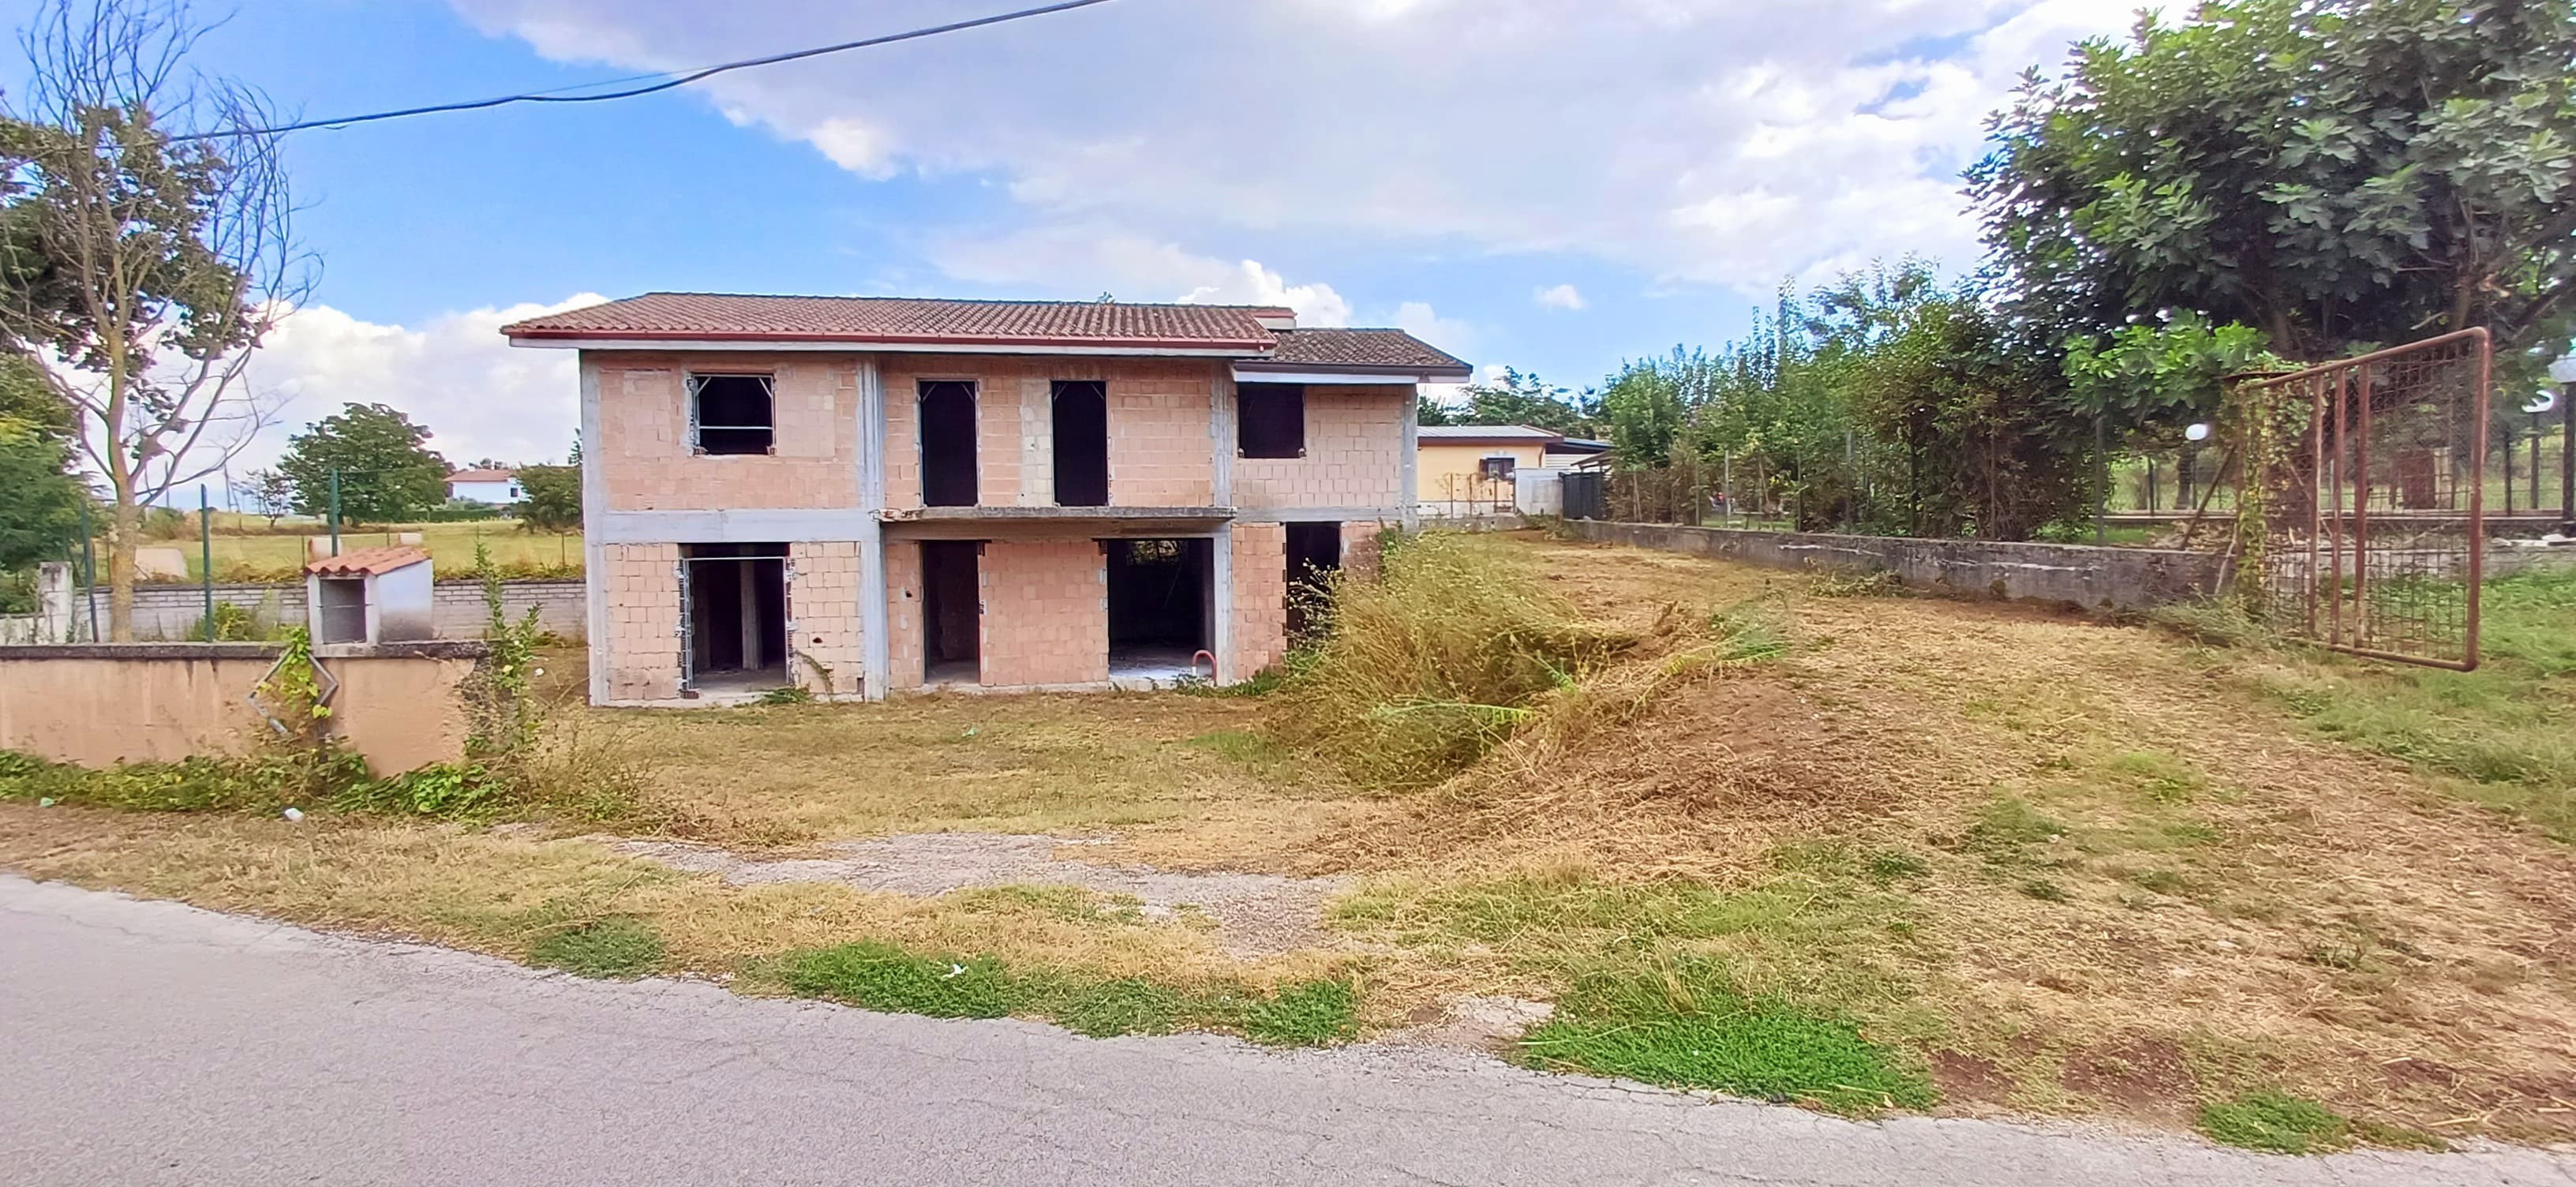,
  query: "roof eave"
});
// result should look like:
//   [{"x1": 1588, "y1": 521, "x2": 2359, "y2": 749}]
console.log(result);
[{"x1": 502, "y1": 327, "x2": 1279, "y2": 354}]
